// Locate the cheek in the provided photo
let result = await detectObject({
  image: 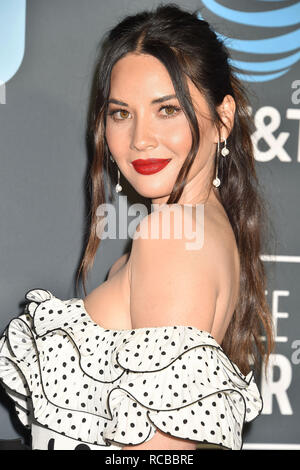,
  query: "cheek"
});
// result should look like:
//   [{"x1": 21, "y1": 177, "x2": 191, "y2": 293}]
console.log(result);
[{"x1": 162, "y1": 119, "x2": 192, "y2": 154}]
